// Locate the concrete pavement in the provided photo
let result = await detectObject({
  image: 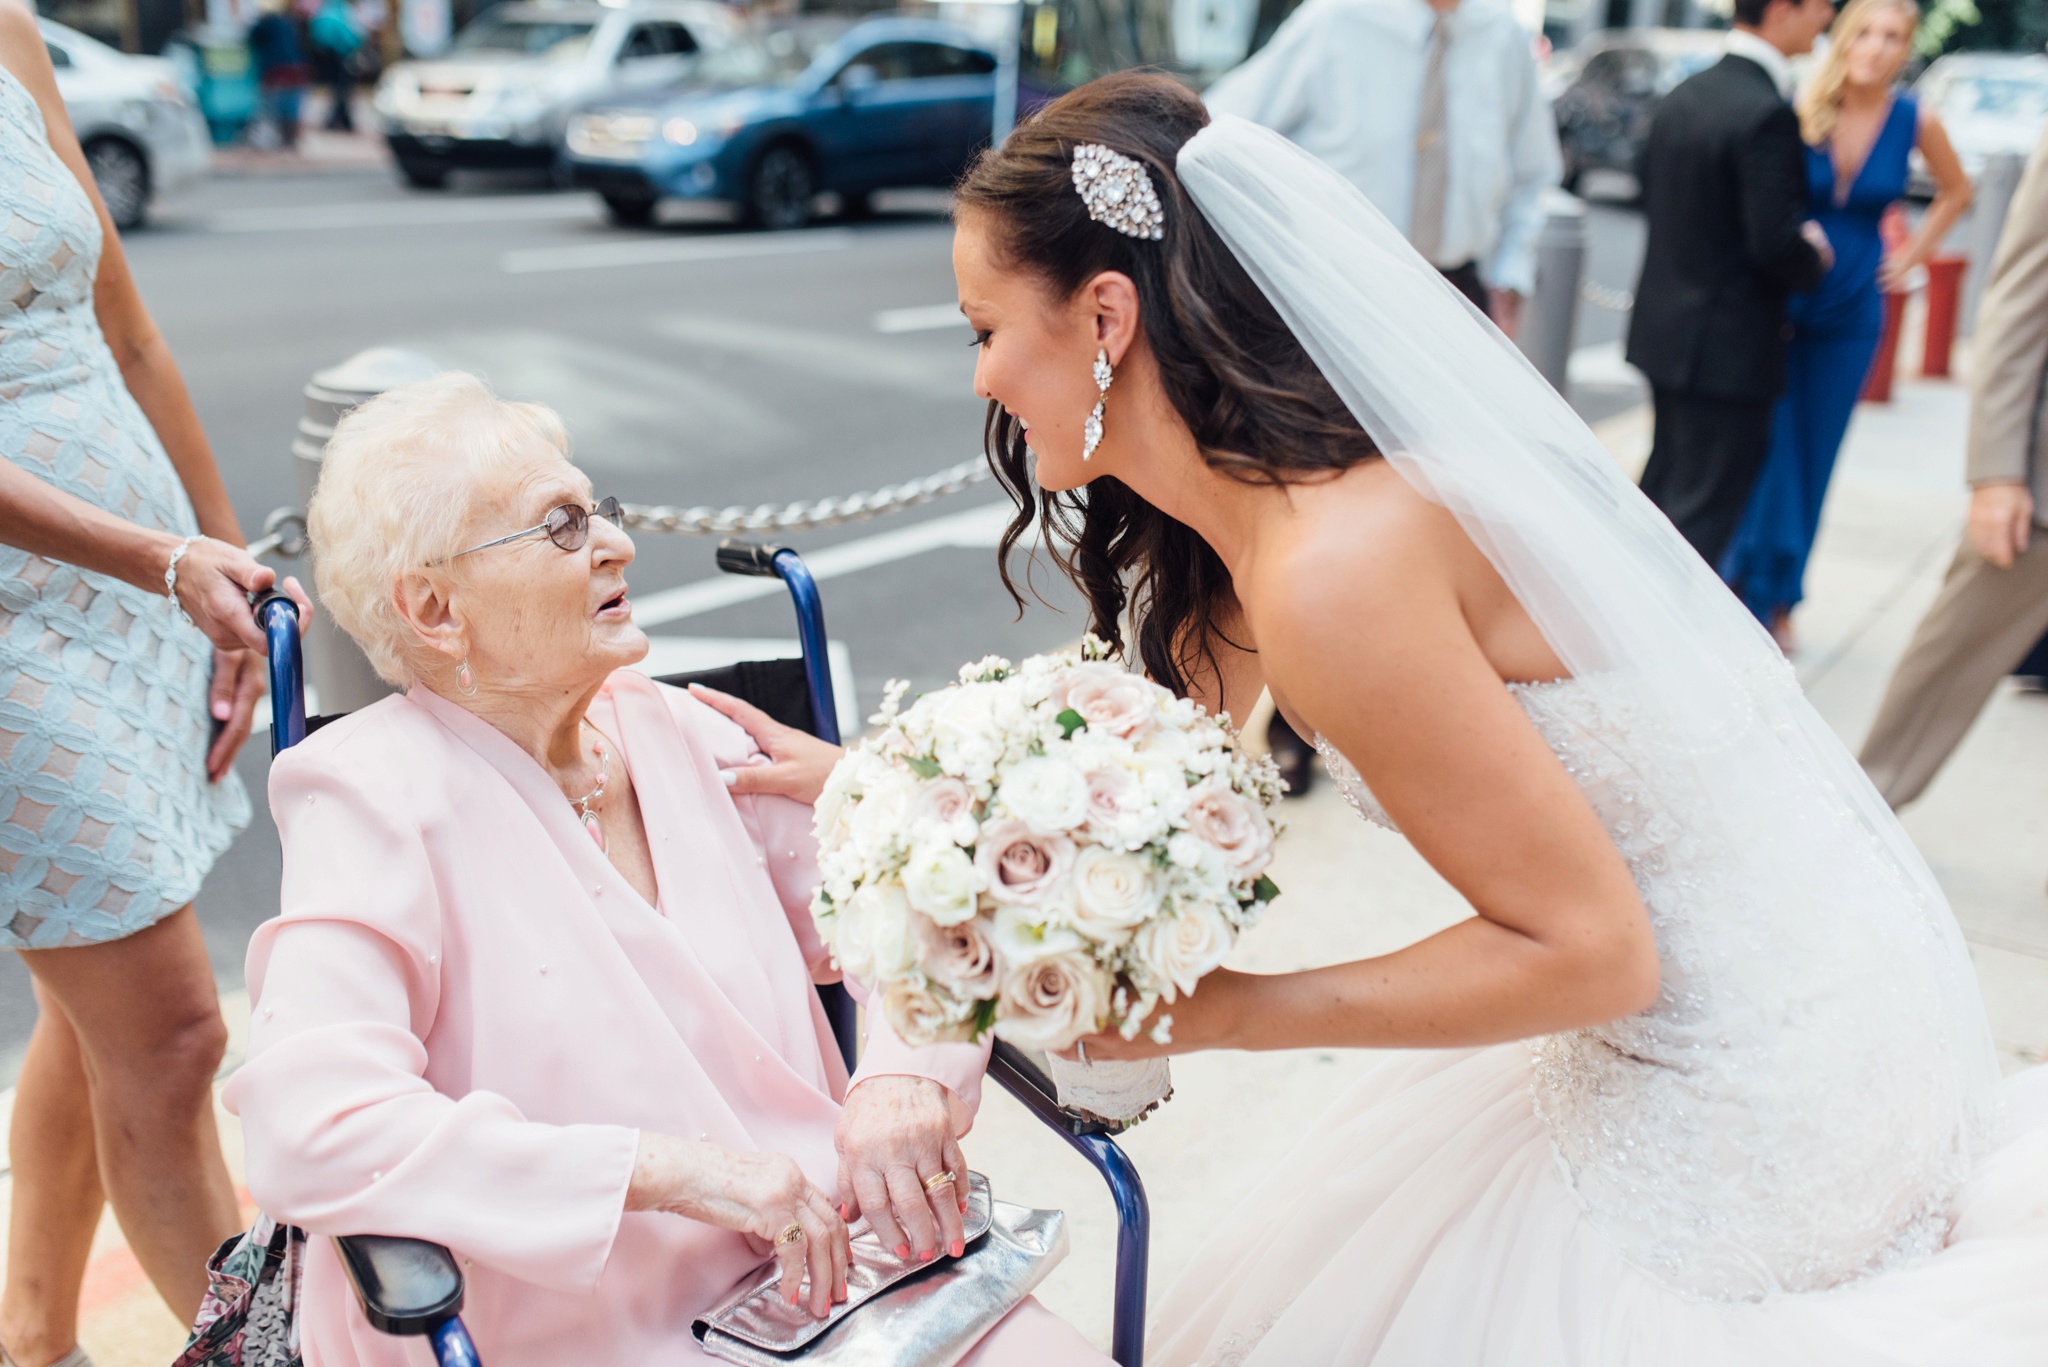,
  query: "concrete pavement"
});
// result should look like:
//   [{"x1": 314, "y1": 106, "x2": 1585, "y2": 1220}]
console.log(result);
[{"x1": 6, "y1": 359, "x2": 2045, "y2": 1361}]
